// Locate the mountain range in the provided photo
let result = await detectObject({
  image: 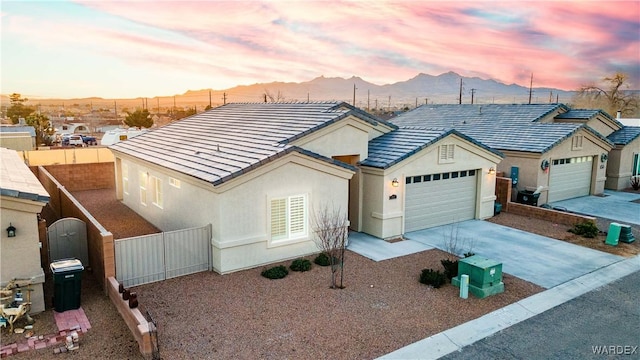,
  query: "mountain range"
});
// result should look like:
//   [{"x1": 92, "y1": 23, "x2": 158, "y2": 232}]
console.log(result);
[{"x1": 2, "y1": 72, "x2": 576, "y2": 111}]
